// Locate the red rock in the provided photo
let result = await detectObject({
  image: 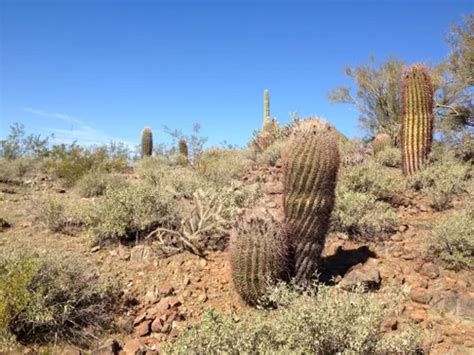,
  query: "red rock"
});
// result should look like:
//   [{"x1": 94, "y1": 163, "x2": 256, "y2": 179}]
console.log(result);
[
  {"x1": 133, "y1": 313, "x2": 146, "y2": 326},
  {"x1": 169, "y1": 328, "x2": 180, "y2": 338},
  {"x1": 145, "y1": 307, "x2": 159, "y2": 320},
  {"x1": 409, "y1": 287, "x2": 432, "y2": 304},
  {"x1": 169, "y1": 296, "x2": 182, "y2": 308},
  {"x1": 122, "y1": 339, "x2": 145, "y2": 355},
  {"x1": 134, "y1": 320, "x2": 151, "y2": 337},
  {"x1": 198, "y1": 293, "x2": 208, "y2": 302},
  {"x1": 421, "y1": 262, "x2": 440, "y2": 279},
  {"x1": 409, "y1": 309, "x2": 427, "y2": 323},
  {"x1": 156, "y1": 298, "x2": 170, "y2": 312},
  {"x1": 158, "y1": 283, "x2": 175, "y2": 296},
  {"x1": 381, "y1": 317, "x2": 398, "y2": 331},
  {"x1": 151, "y1": 318, "x2": 163, "y2": 333},
  {"x1": 63, "y1": 346, "x2": 82, "y2": 355}
]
